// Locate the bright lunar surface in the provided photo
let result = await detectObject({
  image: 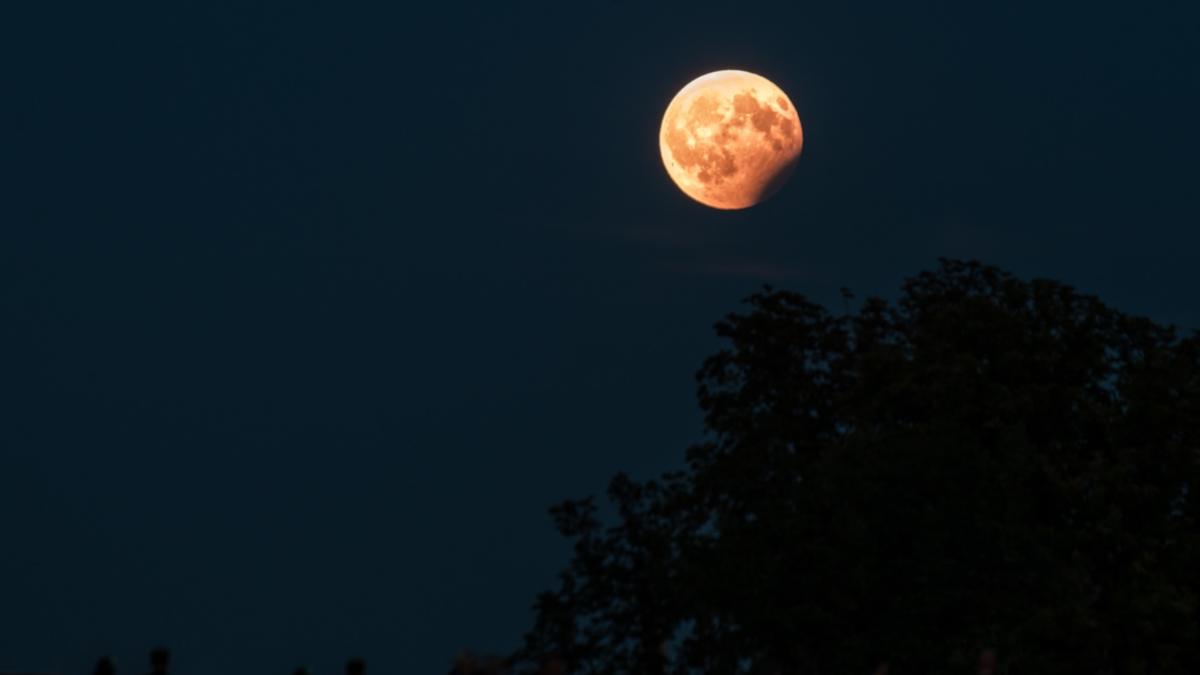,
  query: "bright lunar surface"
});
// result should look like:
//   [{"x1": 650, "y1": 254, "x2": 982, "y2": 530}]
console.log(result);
[{"x1": 660, "y1": 70, "x2": 803, "y2": 209}]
